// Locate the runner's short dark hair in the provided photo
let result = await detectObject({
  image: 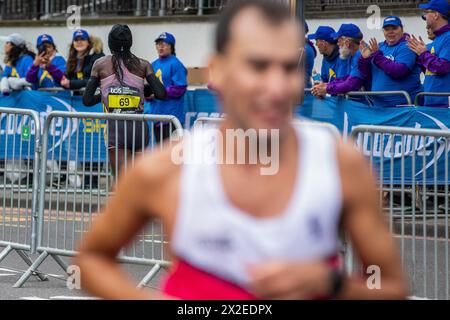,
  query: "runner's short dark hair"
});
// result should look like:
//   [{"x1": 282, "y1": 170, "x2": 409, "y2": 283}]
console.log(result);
[{"x1": 215, "y1": 0, "x2": 294, "y2": 54}]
